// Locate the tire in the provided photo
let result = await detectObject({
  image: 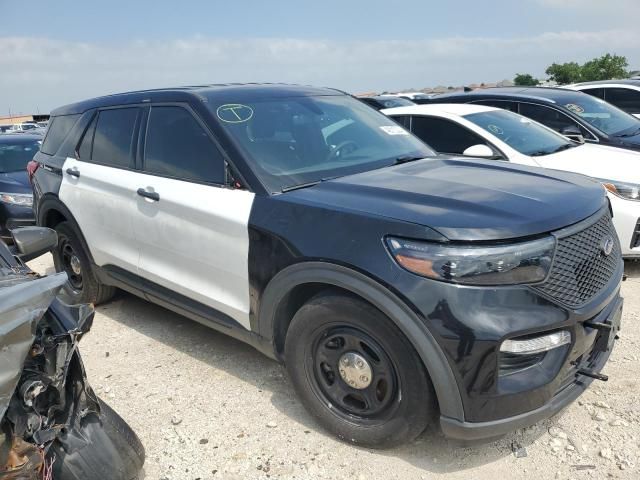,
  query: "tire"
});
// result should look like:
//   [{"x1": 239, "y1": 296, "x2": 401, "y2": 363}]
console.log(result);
[
  {"x1": 52, "y1": 221, "x2": 115, "y2": 305},
  {"x1": 284, "y1": 291, "x2": 435, "y2": 448},
  {"x1": 51, "y1": 398, "x2": 145, "y2": 480}
]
